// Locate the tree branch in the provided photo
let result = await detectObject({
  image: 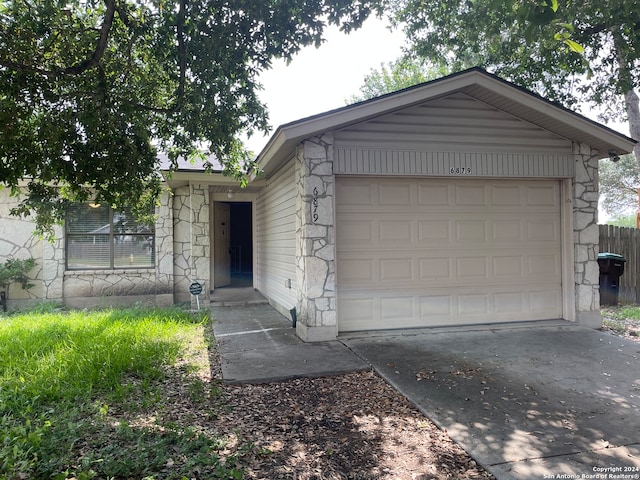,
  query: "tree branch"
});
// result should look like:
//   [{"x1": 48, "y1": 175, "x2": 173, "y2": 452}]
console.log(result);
[
  {"x1": 123, "y1": 0, "x2": 187, "y2": 114},
  {"x1": 62, "y1": 0, "x2": 116, "y2": 75},
  {"x1": 0, "y1": 0, "x2": 115, "y2": 77},
  {"x1": 175, "y1": 0, "x2": 187, "y2": 109}
]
